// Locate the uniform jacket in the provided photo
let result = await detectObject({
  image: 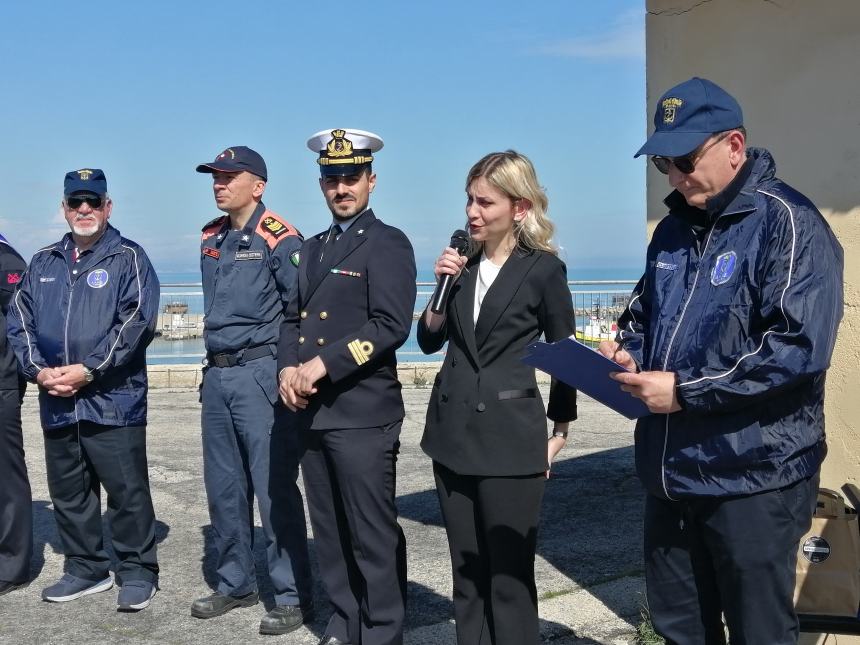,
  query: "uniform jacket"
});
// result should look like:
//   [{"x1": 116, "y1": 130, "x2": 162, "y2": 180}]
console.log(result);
[
  {"x1": 0, "y1": 235, "x2": 26, "y2": 391},
  {"x1": 619, "y1": 148, "x2": 843, "y2": 500},
  {"x1": 7, "y1": 225, "x2": 159, "y2": 430},
  {"x1": 418, "y1": 248, "x2": 578, "y2": 476},
  {"x1": 201, "y1": 203, "x2": 302, "y2": 354},
  {"x1": 277, "y1": 209, "x2": 417, "y2": 430}
]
